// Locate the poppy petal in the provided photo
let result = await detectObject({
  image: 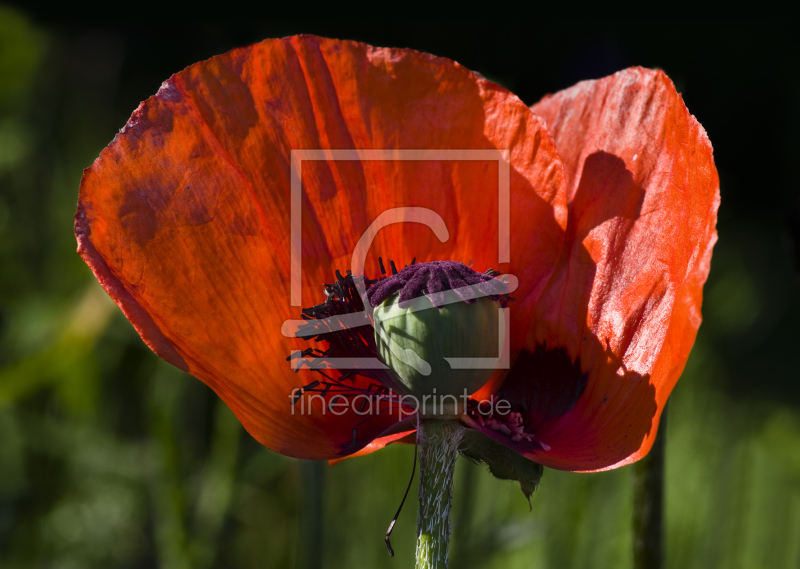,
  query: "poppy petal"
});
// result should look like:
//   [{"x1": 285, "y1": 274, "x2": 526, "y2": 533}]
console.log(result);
[
  {"x1": 76, "y1": 36, "x2": 568, "y2": 460},
  {"x1": 328, "y1": 430, "x2": 416, "y2": 465},
  {"x1": 501, "y1": 67, "x2": 720, "y2": 471}
]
